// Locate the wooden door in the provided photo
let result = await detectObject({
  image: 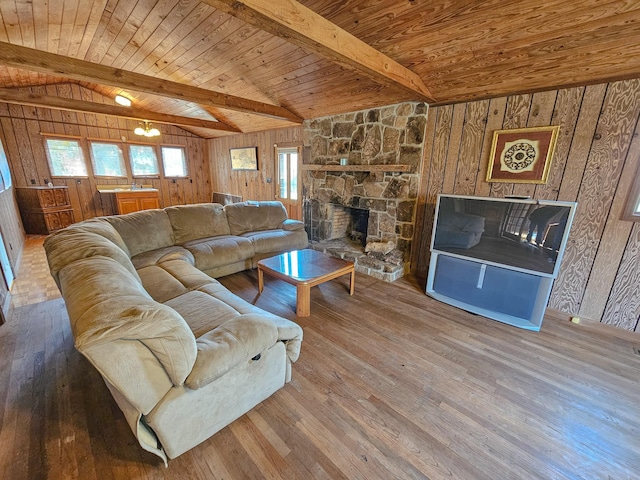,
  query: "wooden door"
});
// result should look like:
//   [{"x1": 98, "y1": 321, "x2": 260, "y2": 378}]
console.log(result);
[{"x1": 275, "y1": 145, "x2": 302, "y2": 220}]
